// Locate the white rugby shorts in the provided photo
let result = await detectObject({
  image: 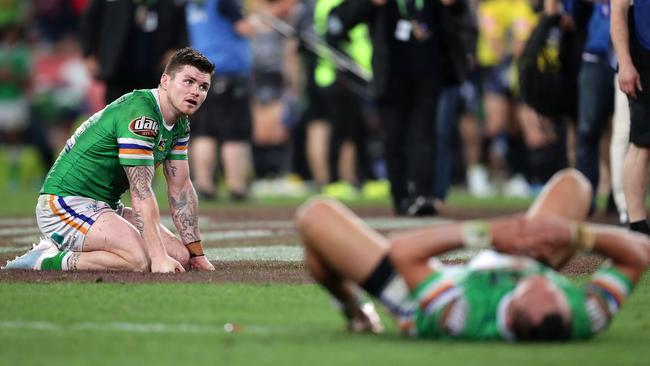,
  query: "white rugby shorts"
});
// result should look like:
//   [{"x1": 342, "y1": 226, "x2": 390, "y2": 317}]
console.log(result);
[{"x1": 35, "y1": 194, "x2": 123, "y2": 251}]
